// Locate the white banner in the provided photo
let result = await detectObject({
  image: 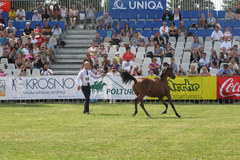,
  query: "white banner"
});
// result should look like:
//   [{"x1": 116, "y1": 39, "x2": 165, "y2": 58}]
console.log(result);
[{"x1": 0, "y1": 76, "x2": 138, "y2": 100}]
